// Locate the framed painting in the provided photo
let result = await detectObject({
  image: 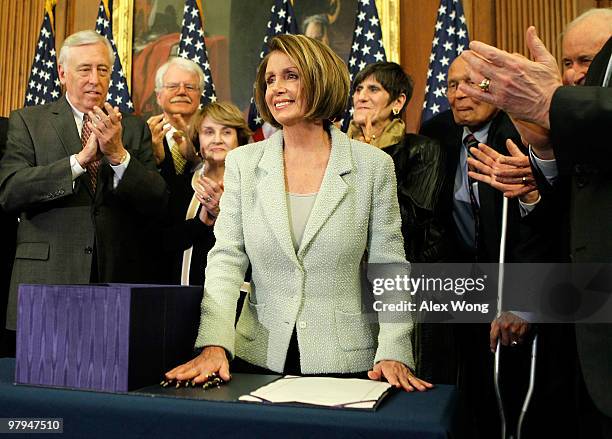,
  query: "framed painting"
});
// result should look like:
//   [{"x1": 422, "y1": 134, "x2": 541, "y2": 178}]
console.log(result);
[{"x1": 113, "y1": 0, "x2": 400, "y2": 118}]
